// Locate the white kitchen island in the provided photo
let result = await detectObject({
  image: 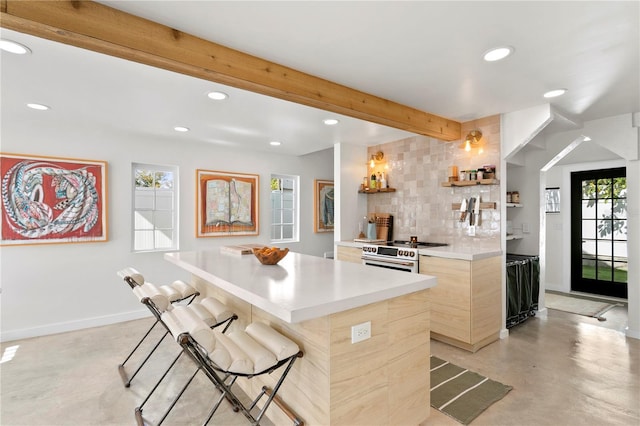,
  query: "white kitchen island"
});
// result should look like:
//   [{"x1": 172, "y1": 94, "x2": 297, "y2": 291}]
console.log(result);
[{"x1": 165, "y1": 249, "x2": 437, "y2": 426}]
